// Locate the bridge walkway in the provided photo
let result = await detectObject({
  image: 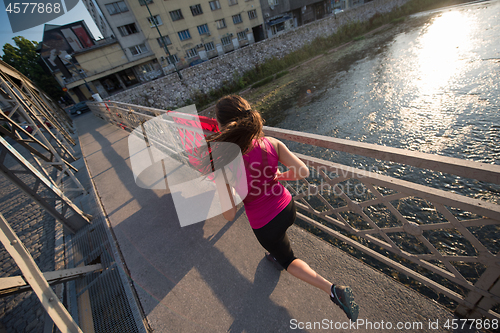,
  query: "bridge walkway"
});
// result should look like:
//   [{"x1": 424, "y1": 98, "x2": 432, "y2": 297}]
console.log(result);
[{"x1": 75, "y1": 112, "x2": 461, "y2": 333}]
